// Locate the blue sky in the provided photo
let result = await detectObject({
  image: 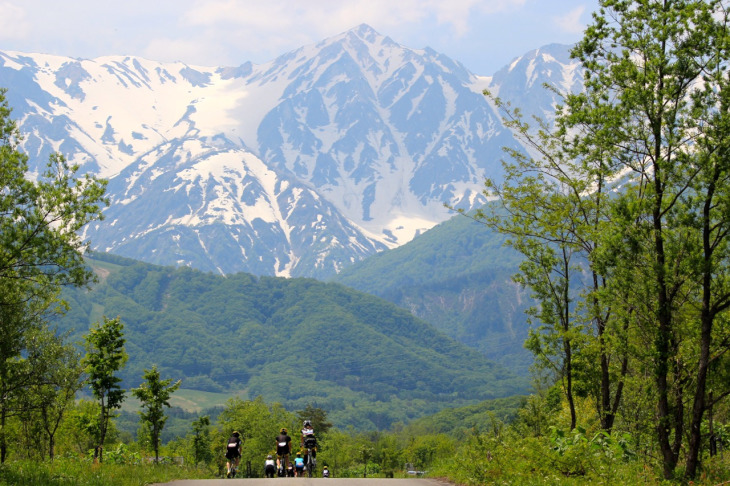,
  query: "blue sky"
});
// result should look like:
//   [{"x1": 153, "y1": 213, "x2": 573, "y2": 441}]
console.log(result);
[{"x1": 0, "y1": 0, "x2": 599, "y2": 75}]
